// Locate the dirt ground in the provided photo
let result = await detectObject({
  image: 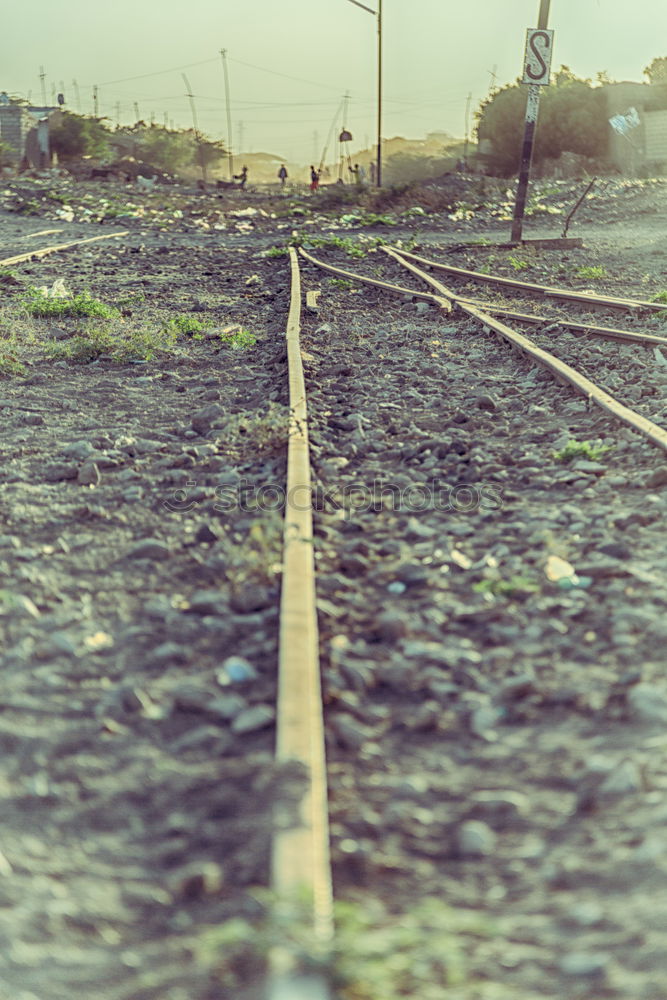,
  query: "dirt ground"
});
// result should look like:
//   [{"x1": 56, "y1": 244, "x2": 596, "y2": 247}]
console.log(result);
[{"x1": 0, "y1": 170, "x2": 665, "y2": 999}]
